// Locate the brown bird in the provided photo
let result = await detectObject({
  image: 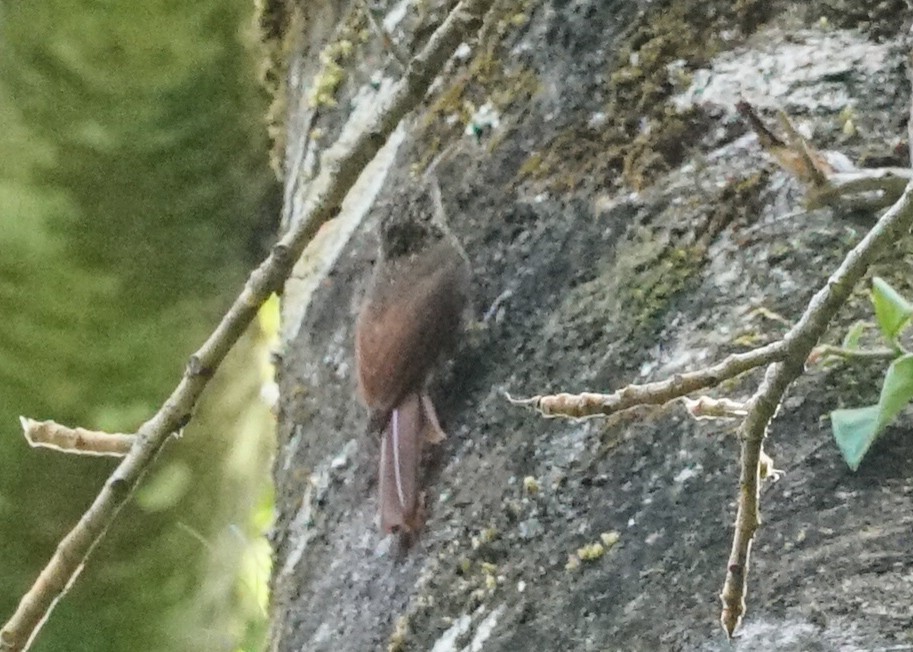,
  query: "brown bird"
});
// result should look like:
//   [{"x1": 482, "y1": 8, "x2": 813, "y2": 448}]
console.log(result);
[{"x1": 355, "y1": 186, "x2": 471, "y2": 536}]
